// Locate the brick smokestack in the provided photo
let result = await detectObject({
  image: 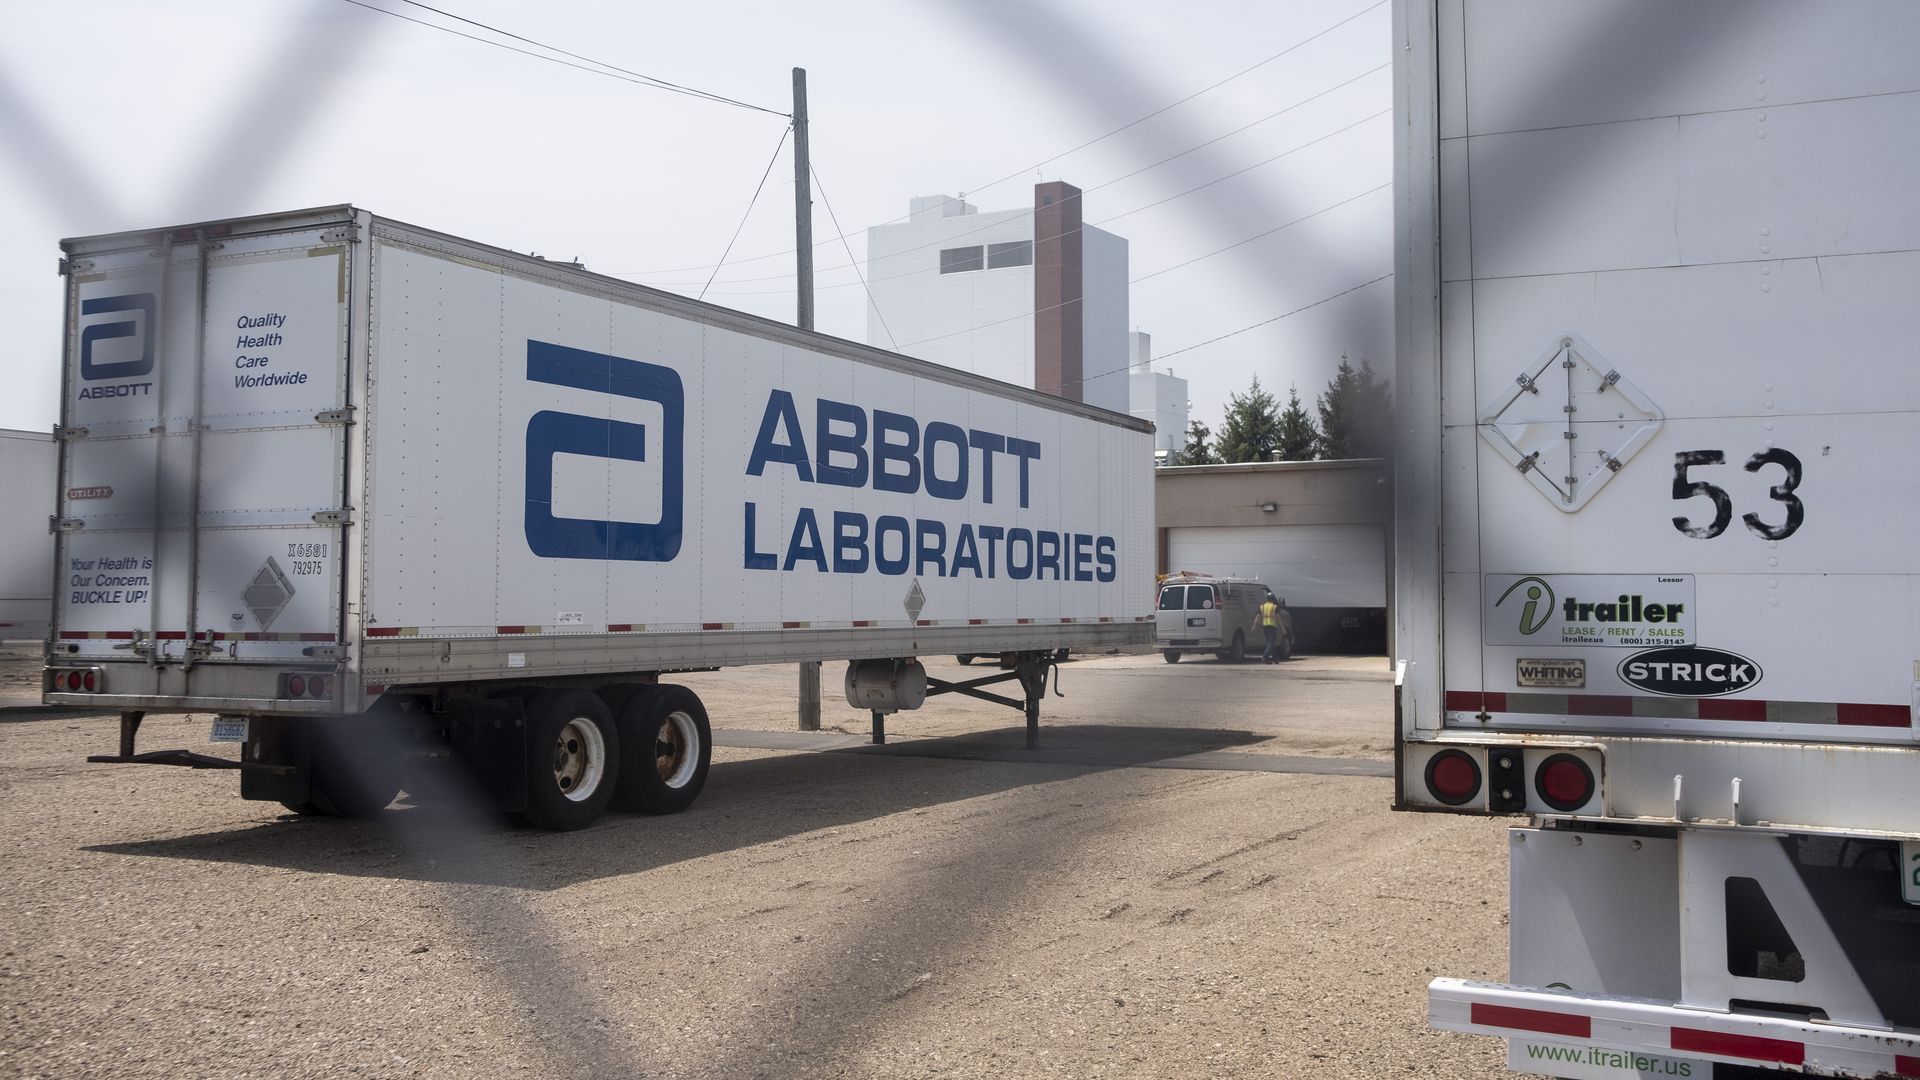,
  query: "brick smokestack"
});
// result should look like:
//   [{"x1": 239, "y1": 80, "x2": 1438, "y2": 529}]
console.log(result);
[{"x1": 1032, "y1": 181, "x2": 1083, "y2": 401}]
